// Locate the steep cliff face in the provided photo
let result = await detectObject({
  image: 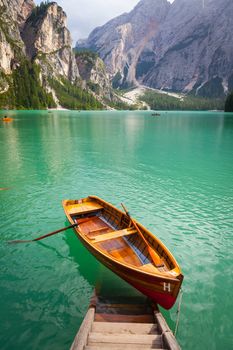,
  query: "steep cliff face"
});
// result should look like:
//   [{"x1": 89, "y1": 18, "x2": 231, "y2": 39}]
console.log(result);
[
  {"x1": 80, "y1": 0, "x2": 233, "y2": 97},
  {"x1": 0, "y1": 0, "x2": 34, "y2": 30},
  {"x1": 21, "y1": 2, "x2": 79, "y2": 82},
  {"x1": 75, "y1": 51, "x2": 112, "y2": 100},
  {"x1": 16, "y1": 0, "x2": 35, "y2": 28},
  {"x1": 142, "y1": 0, "x2": 233, "y2": 96},
  {"x1": 0, "y1": 0, "x2": 33, "y2": 94},
  {"x1": 79, "y1": 0, "x2": 170, "y2": 88},
  {"x1": 0, "y1": 0, "x2": 33, "y2": 75}
]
